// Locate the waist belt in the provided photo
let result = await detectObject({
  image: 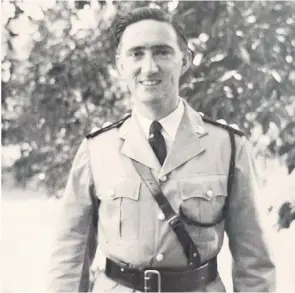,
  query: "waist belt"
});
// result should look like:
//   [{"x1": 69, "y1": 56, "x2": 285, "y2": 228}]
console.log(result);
[{"x1": 105, "y1": 257, "x2": 218, "y2": 292}]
